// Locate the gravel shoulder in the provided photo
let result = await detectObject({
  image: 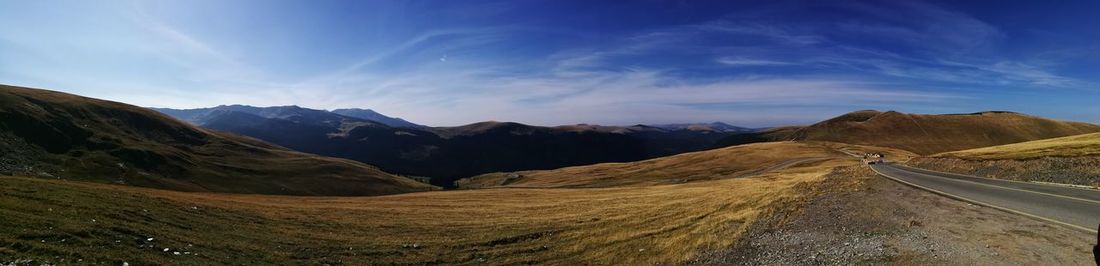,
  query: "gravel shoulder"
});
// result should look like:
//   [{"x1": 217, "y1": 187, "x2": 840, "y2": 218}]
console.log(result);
[{"x1": 691, "y1": 165, "x2": 1095, "y2": 265}]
